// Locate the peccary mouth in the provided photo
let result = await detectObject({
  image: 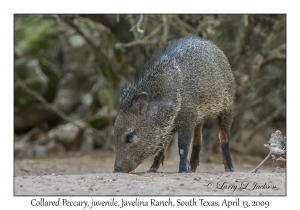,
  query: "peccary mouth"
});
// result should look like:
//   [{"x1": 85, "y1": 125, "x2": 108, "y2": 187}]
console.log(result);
[
  {"x1": 113, "y1": 161, "x2": 140, "y2": 173},
  {"x1": 113, "y1": 165, "x2": 136, "y2": 173}
]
